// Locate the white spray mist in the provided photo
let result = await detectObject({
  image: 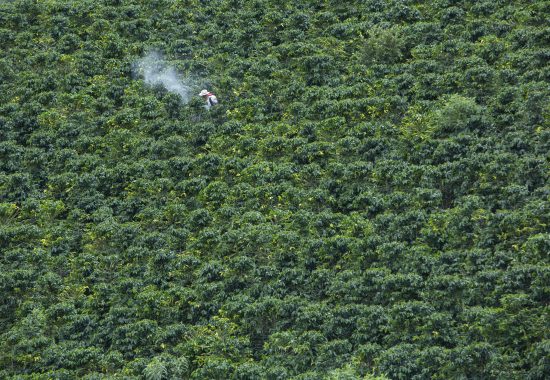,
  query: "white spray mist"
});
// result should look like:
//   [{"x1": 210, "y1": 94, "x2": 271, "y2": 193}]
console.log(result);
[{"x1": 134, "y1": 51, "x2": 191, "y2": 103}]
